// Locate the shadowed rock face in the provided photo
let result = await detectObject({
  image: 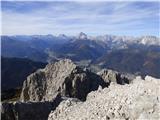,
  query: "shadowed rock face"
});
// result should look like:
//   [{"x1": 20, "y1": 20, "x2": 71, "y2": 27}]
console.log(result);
[
  {"x1": 20, "y1": 59, "x2": 107, "y2": 102},
  {"x1": 2, "y1": 102, "x2": 55, "y2": 120},
  {"x1": 1, "y1": 94, "x2": 61, "y2": 120}
]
